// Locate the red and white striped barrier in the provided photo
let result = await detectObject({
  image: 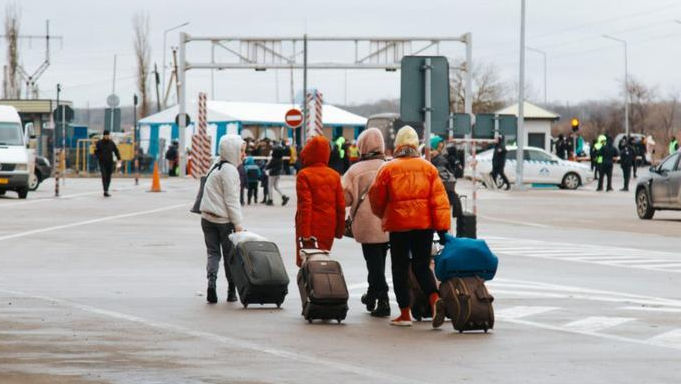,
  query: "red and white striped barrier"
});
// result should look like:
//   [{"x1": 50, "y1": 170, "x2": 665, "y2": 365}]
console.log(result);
[
  {"x1": 305, "y1": 90, "x2": 324, "y2": 141},
  {"x1": 191, "y1": 92, "x2": 212, "y2": 178}
]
